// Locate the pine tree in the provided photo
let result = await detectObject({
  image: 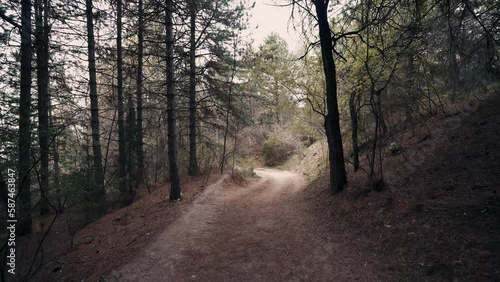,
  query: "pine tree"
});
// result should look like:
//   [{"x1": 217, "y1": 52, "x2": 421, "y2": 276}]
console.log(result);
[
  {"x1": 18, "y1": 0, "x2": 33, "y2": 235},
  {"x1": 85, "y1": 0, "x2": 106, "y2": 215},
  {"x1": 166, "y1": 0, "x2": 181, "y2": 201}
]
